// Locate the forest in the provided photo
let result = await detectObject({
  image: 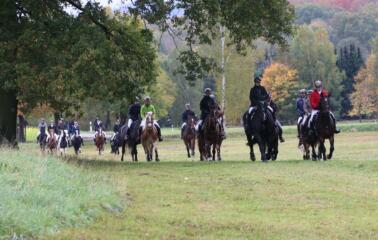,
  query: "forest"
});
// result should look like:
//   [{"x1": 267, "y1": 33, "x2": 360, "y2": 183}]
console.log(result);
[{"x1": 2, "y1": 0, "x2": 378, "y2": 133}]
